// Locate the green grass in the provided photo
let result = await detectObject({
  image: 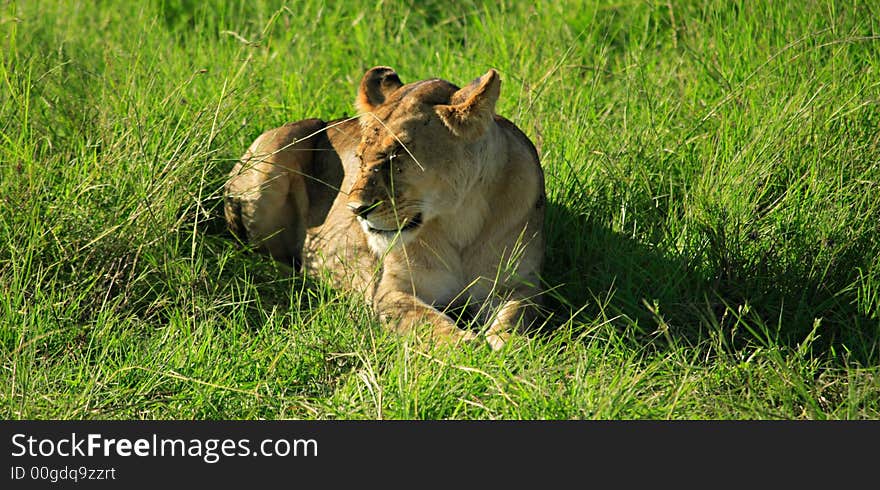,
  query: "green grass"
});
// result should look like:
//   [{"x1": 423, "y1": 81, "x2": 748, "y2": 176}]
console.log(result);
[{"x1": 1, "y1": 0, "x2": 879, "y2": 419}]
